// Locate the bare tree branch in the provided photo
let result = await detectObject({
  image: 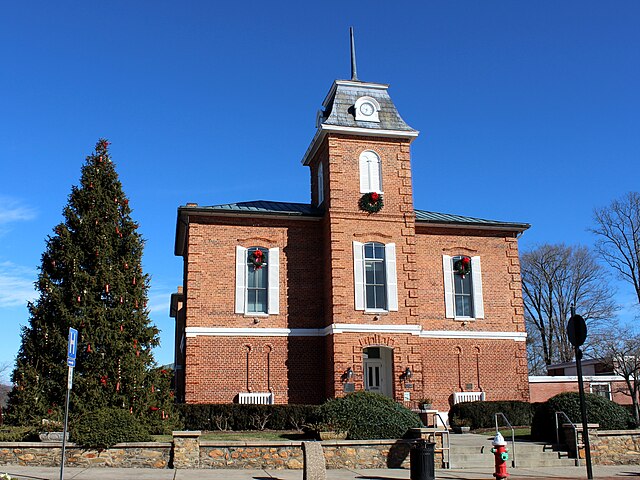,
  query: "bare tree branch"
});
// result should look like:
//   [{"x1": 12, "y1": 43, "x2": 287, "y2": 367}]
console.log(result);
[
  {"x1": 521, "y1": 244, "x2": 618, "y2": 370},
  {"x1": 592, "y1": 192, "x2": 640, "y2": 306}
]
